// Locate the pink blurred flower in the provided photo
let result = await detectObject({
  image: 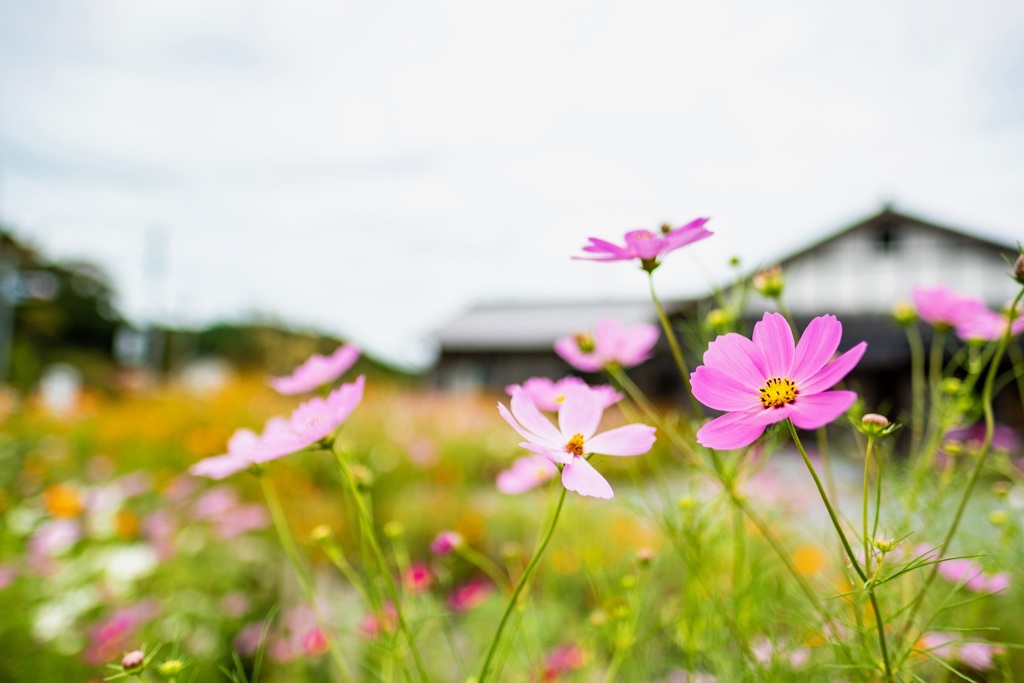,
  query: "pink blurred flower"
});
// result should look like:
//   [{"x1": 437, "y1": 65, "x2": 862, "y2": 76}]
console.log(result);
[
  {"x1": 190, "y1": 376, "x2": 366, "y2": 478},
  {"x1": 359, "y1": 603, "x2": 398, "y2": 638},
  {"x1": 955, "y1": 305, "x2": 1024, "y2": 342},
  {"x1": 912, "y1": 286, "x2": 988, "y2": 330},
  {"x1": 959, "y1": 641, "x2": 1006, "y2": 670},
  {"x1": 403, "y1": 563, "x2": 432, "y2": 594},
  {"x1": 142, "y1": 509, "x2": 177, "y2": 560},
  {"x1": 497, "y1": 454, "x2": 559, "y2": 494},
  {"x1": 540, "y1": 643, "x2": 586, "y2": 680},
  {"x1": 27, "y1": 519, "x2": 81, "y2": 574},
  {"x1": 506, "y1": 376, "x2": 622, "y2": 411},
  {"x1": 554, "y1": 319, "x2": 659, "y2": 372},
  {"x1": 448, "y1": 578, "x2": 493, "y2": 612},
  {"x1": 300, "y1": 628, "x2": 329, "y2": 656},
  {"x1": 936, "y1": 557, "x2": 1010, "y2": 594},
  {"x1": 430, "y1": 530, "x2": 464, "y2": 555},
  {"x1": 268, "y1": 345, "x2": 360, "y2": 395},
  {"x1": 191, "y1": 487, "x2": 269, "y2": 538},
  {"x1": 574, "y1": 218, "x2": 712, "y2": 268},
  {"x1": 499, "y1": 385, "x2": 656, "y2": 499},
  {"x1": 83, "y1": 600, "x2": 159, "y2": 665},
  {"x1": 916, "y1": 632, "x2": 1005, "y2": 671},
  {"x1": 691, "y1": 313, "x2": 866, "y2": 450},
  {"x1": 945, "y1": 422, "x2": 1020, "y2": 454}
]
